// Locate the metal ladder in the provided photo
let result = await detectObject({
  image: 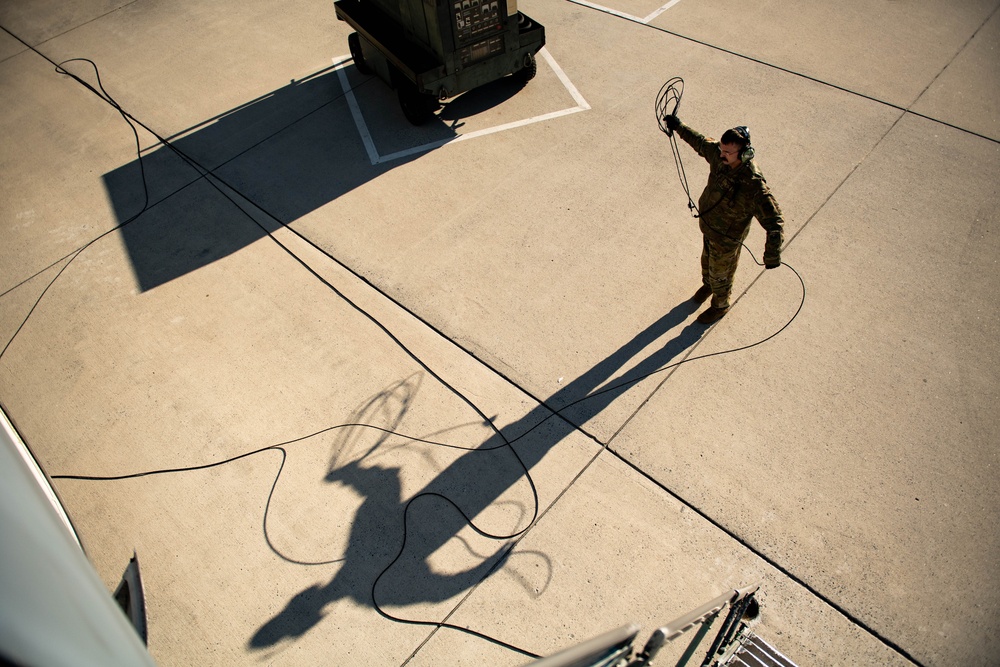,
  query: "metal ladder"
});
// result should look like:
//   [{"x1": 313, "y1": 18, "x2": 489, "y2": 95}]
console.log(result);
[{"x1": 525, "y1": 583, "x2": 799, "y2": 667}]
